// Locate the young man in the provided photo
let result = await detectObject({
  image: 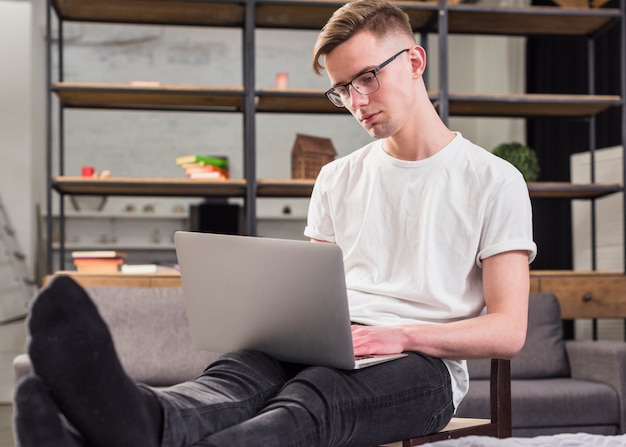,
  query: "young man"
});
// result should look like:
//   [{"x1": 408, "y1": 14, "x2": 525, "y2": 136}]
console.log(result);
[{"x1": 14, "y1": 0, "x2": 536, "y2": 446}]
